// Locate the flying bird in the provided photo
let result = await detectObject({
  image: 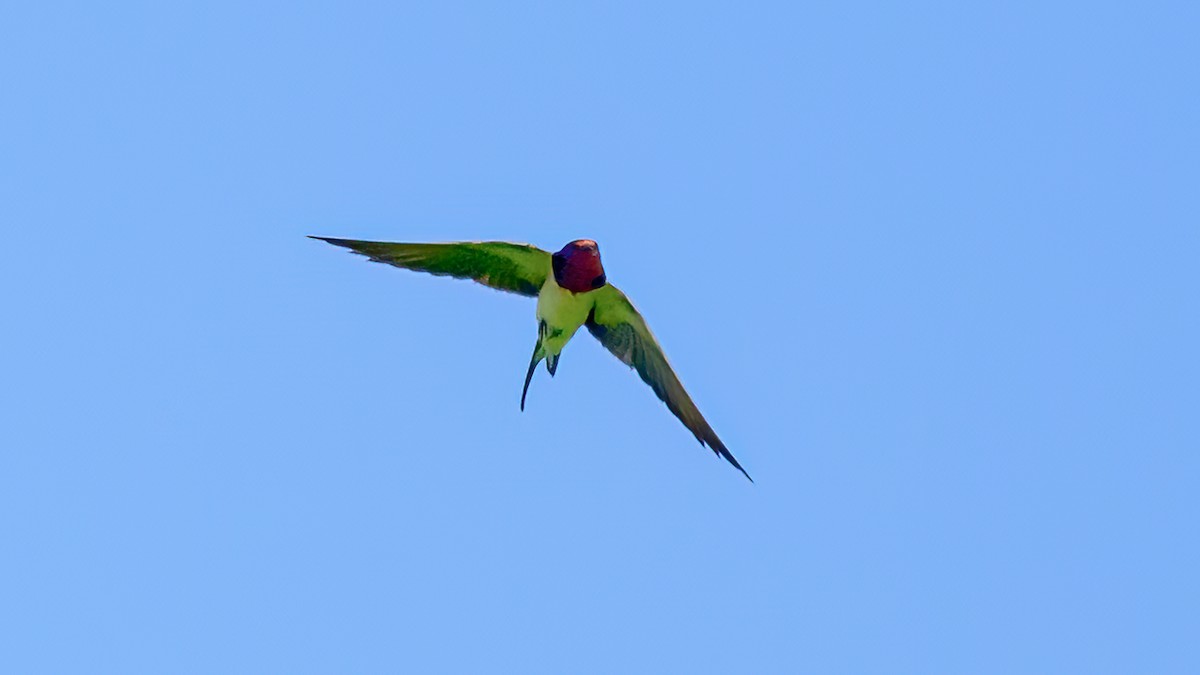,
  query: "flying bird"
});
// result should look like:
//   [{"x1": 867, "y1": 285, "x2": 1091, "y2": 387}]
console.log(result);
[{"x1": 310, "y1": 236, "x2": 751, "y2": 481}]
